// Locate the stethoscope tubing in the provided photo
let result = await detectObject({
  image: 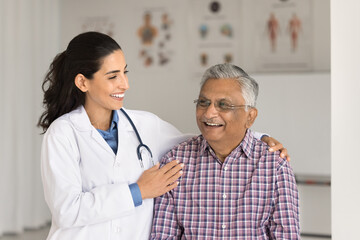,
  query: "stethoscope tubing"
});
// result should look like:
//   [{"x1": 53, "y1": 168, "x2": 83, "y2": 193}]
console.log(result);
[{"x1": 120, "y1": 108, "x2": 153, "y2": 168}]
